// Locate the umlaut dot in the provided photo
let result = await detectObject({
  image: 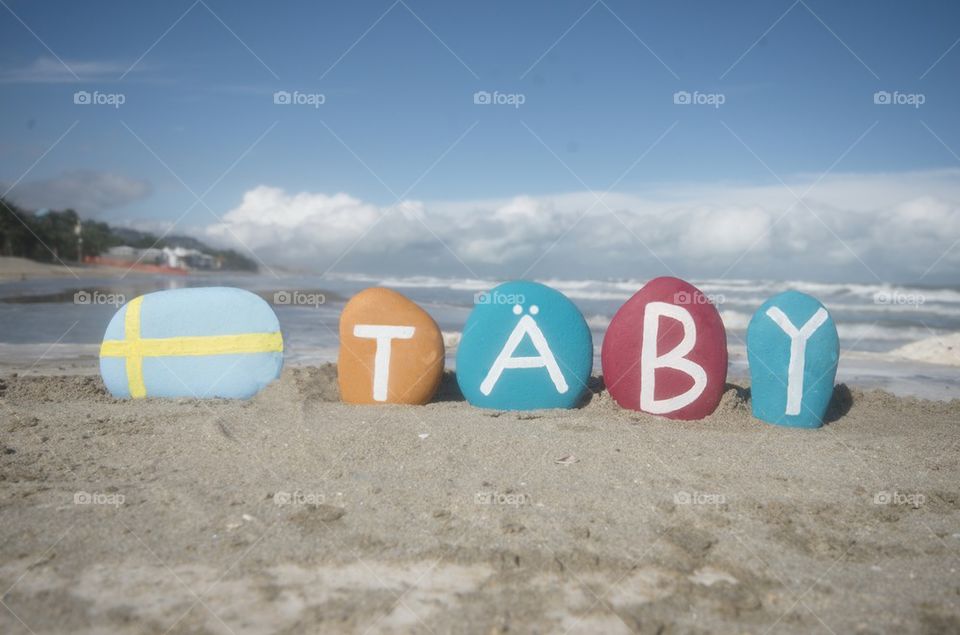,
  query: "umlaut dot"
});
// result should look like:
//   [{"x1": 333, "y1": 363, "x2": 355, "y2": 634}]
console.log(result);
[
  {"x1": 512, "y1": 304, "x2": 522, "y2": 315},
  {"x1": 530, "y1": 305, "x2": 539, "y2": 315}
]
